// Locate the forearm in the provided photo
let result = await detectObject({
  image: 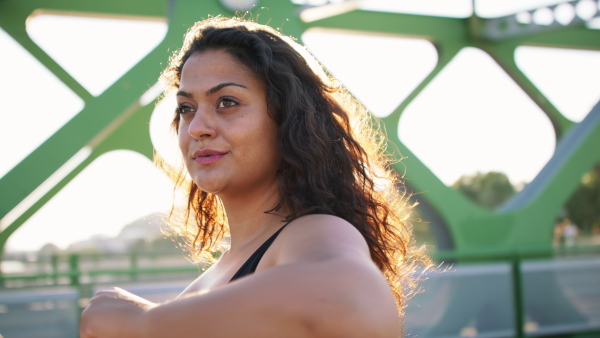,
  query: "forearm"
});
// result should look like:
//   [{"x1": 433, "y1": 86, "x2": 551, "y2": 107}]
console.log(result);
[
  {"x1": 140, "y1": 259, "x2": 398, "y2": 338},
  {"x1": 143, "y1": 264, "x2": 329, "y2": 338}
]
